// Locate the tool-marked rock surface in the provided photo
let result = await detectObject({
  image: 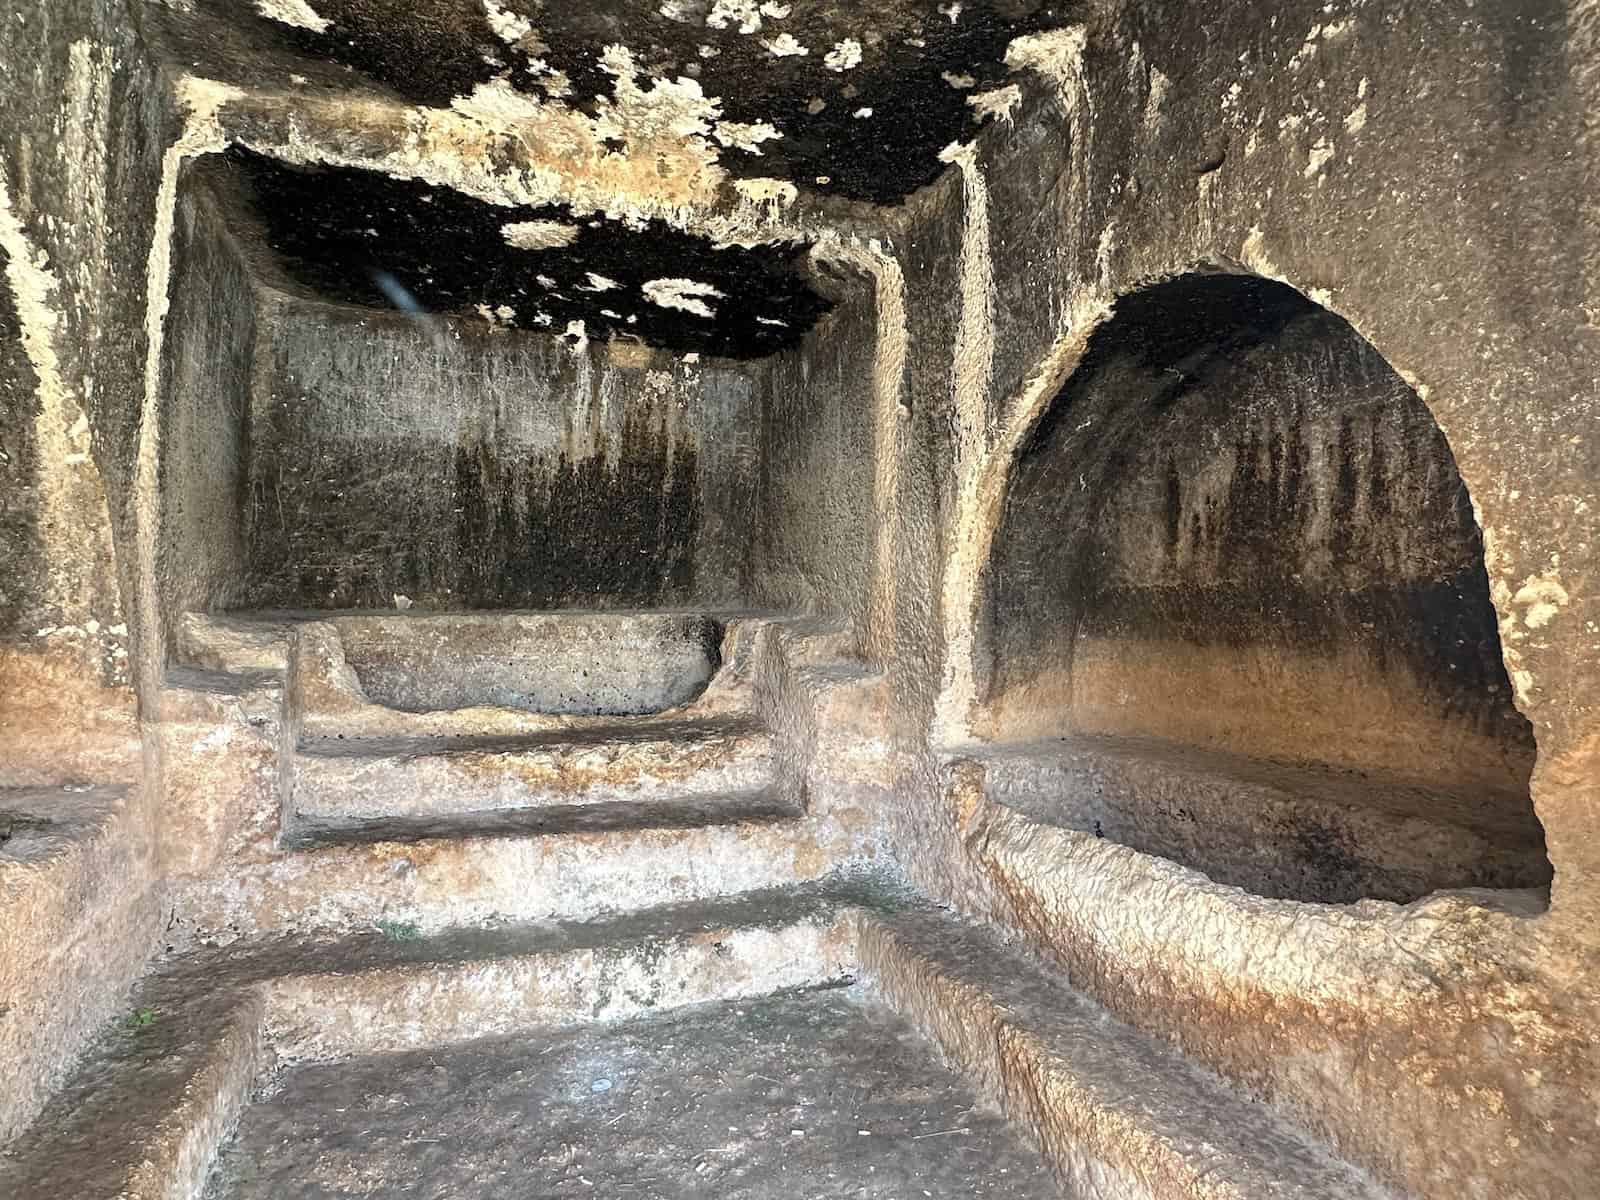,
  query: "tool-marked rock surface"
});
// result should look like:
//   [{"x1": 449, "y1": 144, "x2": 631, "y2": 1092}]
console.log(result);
[
  {"x1": 0, "y1": 786, "x2": 161, "y2": 1144},
  {"x1": 203, "y1": 986, "x2": 1063, "y2": 1199}
]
